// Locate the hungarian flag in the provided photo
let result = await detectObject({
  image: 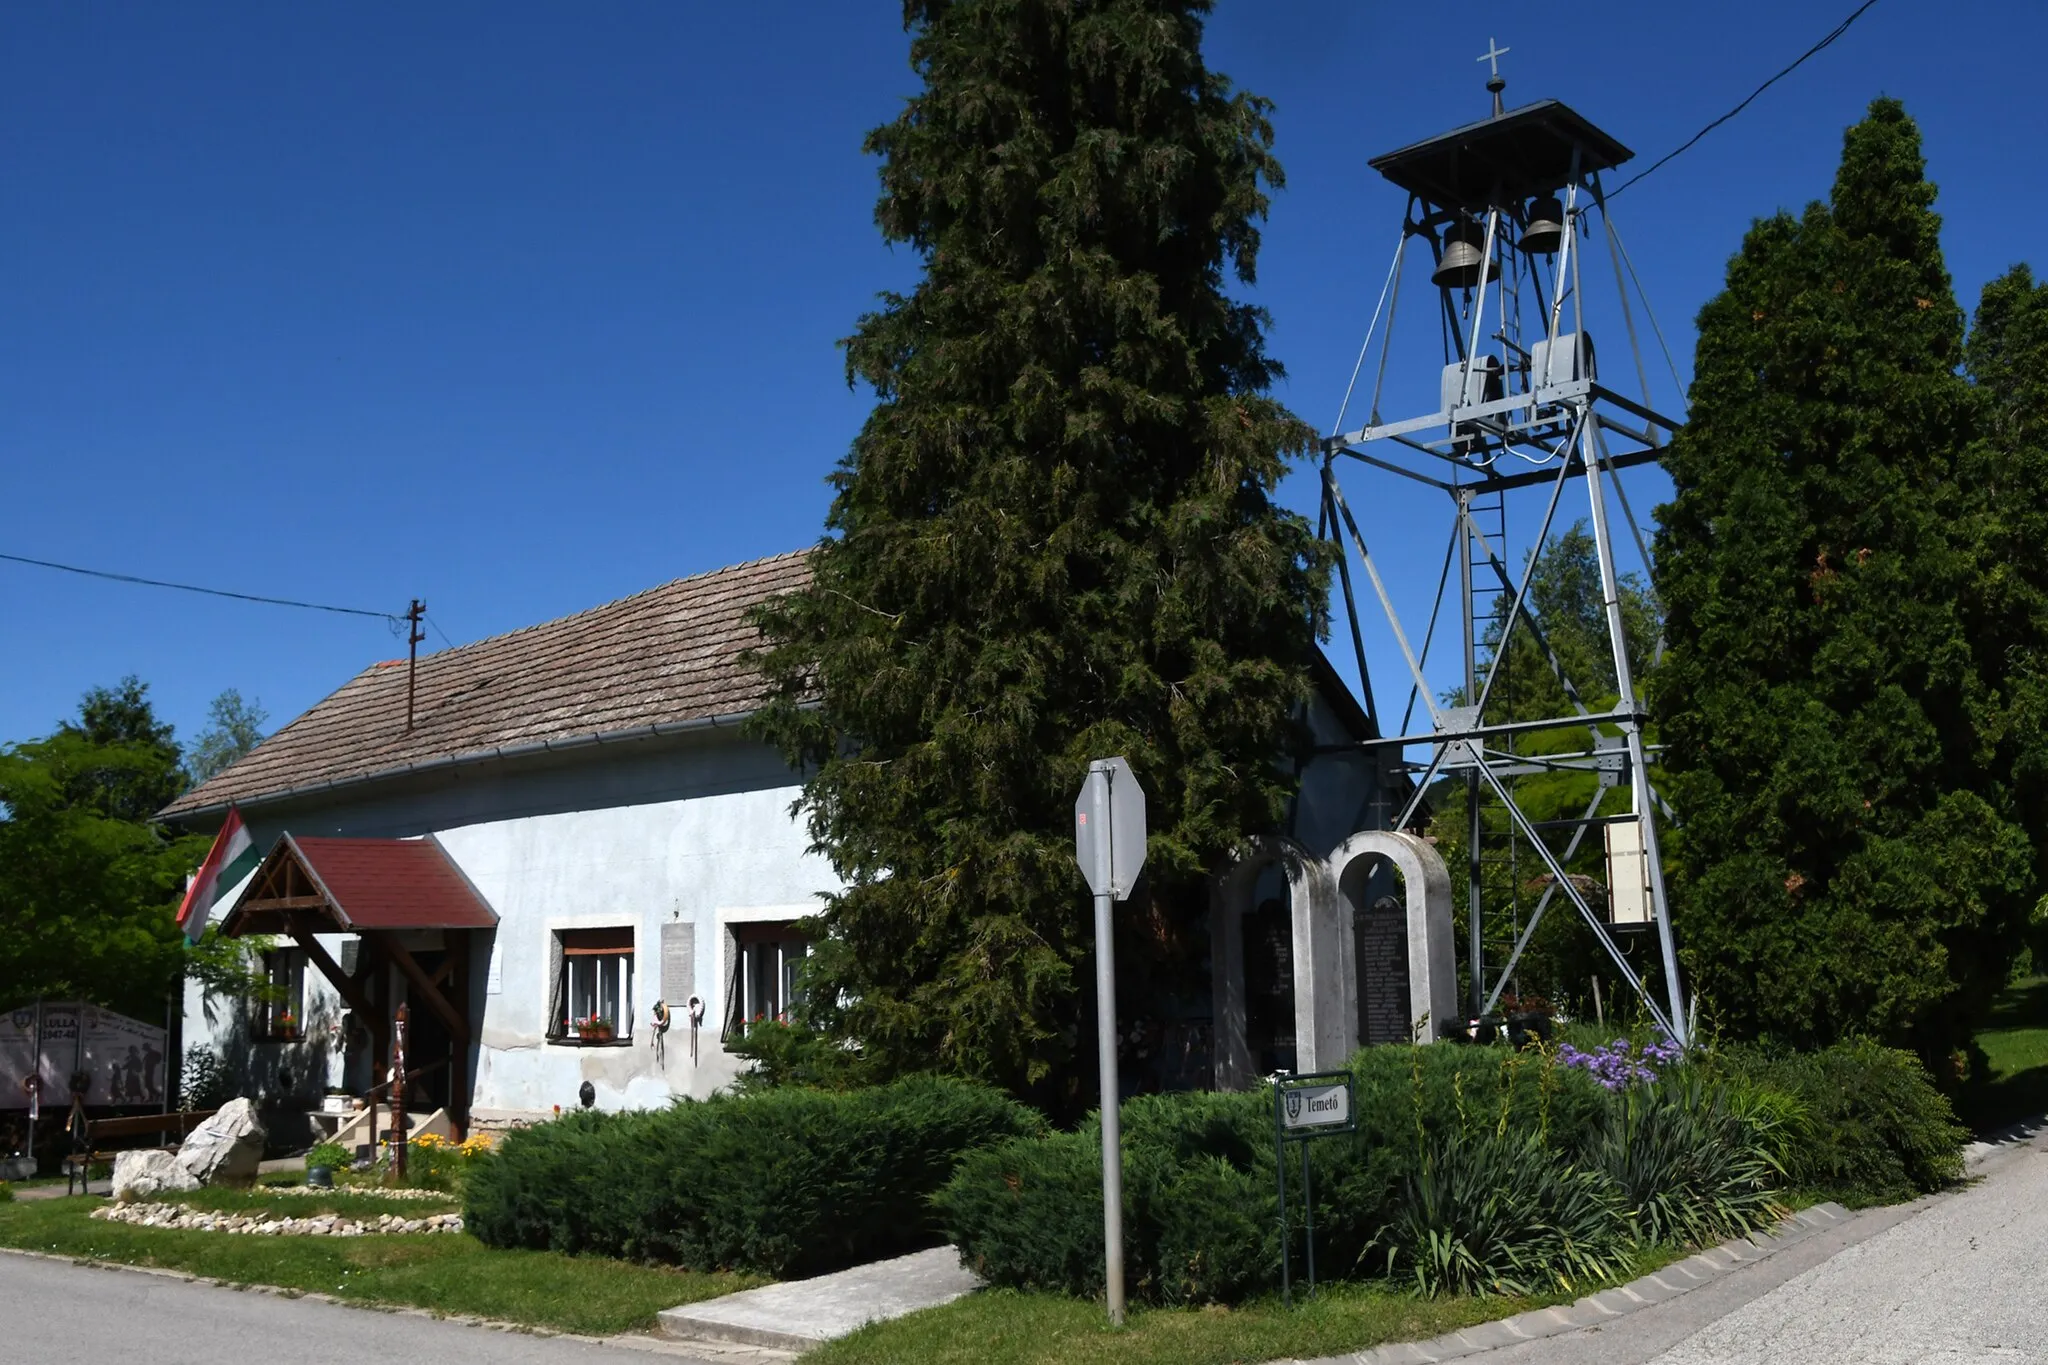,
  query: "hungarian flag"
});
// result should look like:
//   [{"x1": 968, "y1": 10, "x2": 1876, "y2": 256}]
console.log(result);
[{"x1": 177, "y1": 806, "x2": 259, "y2": 943}]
